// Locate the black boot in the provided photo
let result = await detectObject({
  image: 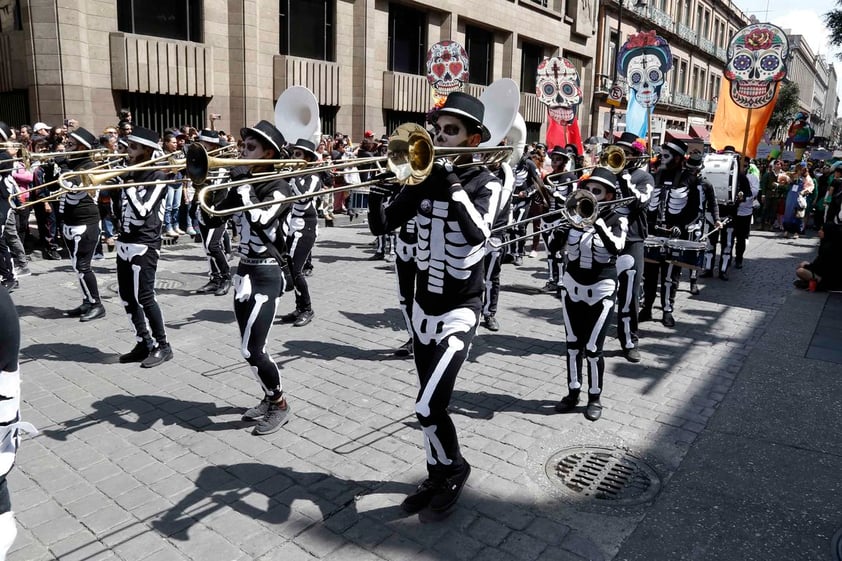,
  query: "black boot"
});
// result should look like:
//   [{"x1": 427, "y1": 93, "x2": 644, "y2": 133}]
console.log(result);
[
  {"x1": 80, "y1": 303, "x2": 106, "y2": 322},
  {"x1": 214, "y1": 278, "x2": 232, "y2": 296},
  {"x1": 585, "y1": 398, "x2": 603, "y2": 421},
  {"x1": 119, "y1": 341, "x2": 151, "y2": 363},
  {"x1": 65, "y1": 302, "x2": 92, "y2": 318},
  {"x1": 197, "y1": 277, "x2": 220, "y2": 294},
  {"x1": 280, "y1": 308, "x2": 302, "y2": 323},
  {"x1": 554, "y1": 390, "x2": 581, "y2": 413}
]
